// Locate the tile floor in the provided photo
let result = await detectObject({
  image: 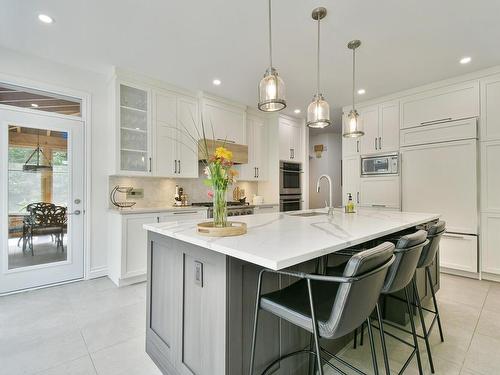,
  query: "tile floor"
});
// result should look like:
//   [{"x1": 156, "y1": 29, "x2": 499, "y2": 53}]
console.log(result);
[{"x1": 0, "y1": 273, "x2": 498, "y2": 375}]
